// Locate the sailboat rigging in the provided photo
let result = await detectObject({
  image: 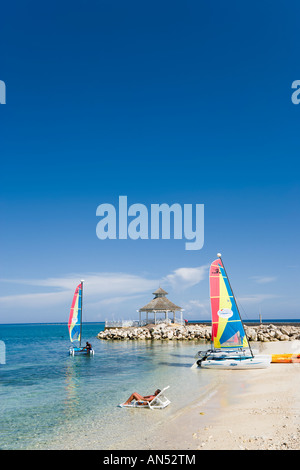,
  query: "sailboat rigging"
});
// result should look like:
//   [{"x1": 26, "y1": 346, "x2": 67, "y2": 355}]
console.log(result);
[
  {"x1": 195, "y1": 254, "x2": 270, "y2": 369},
  {"x1": 68, "y1": 280, "x2": 94, "y2": 356}
]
